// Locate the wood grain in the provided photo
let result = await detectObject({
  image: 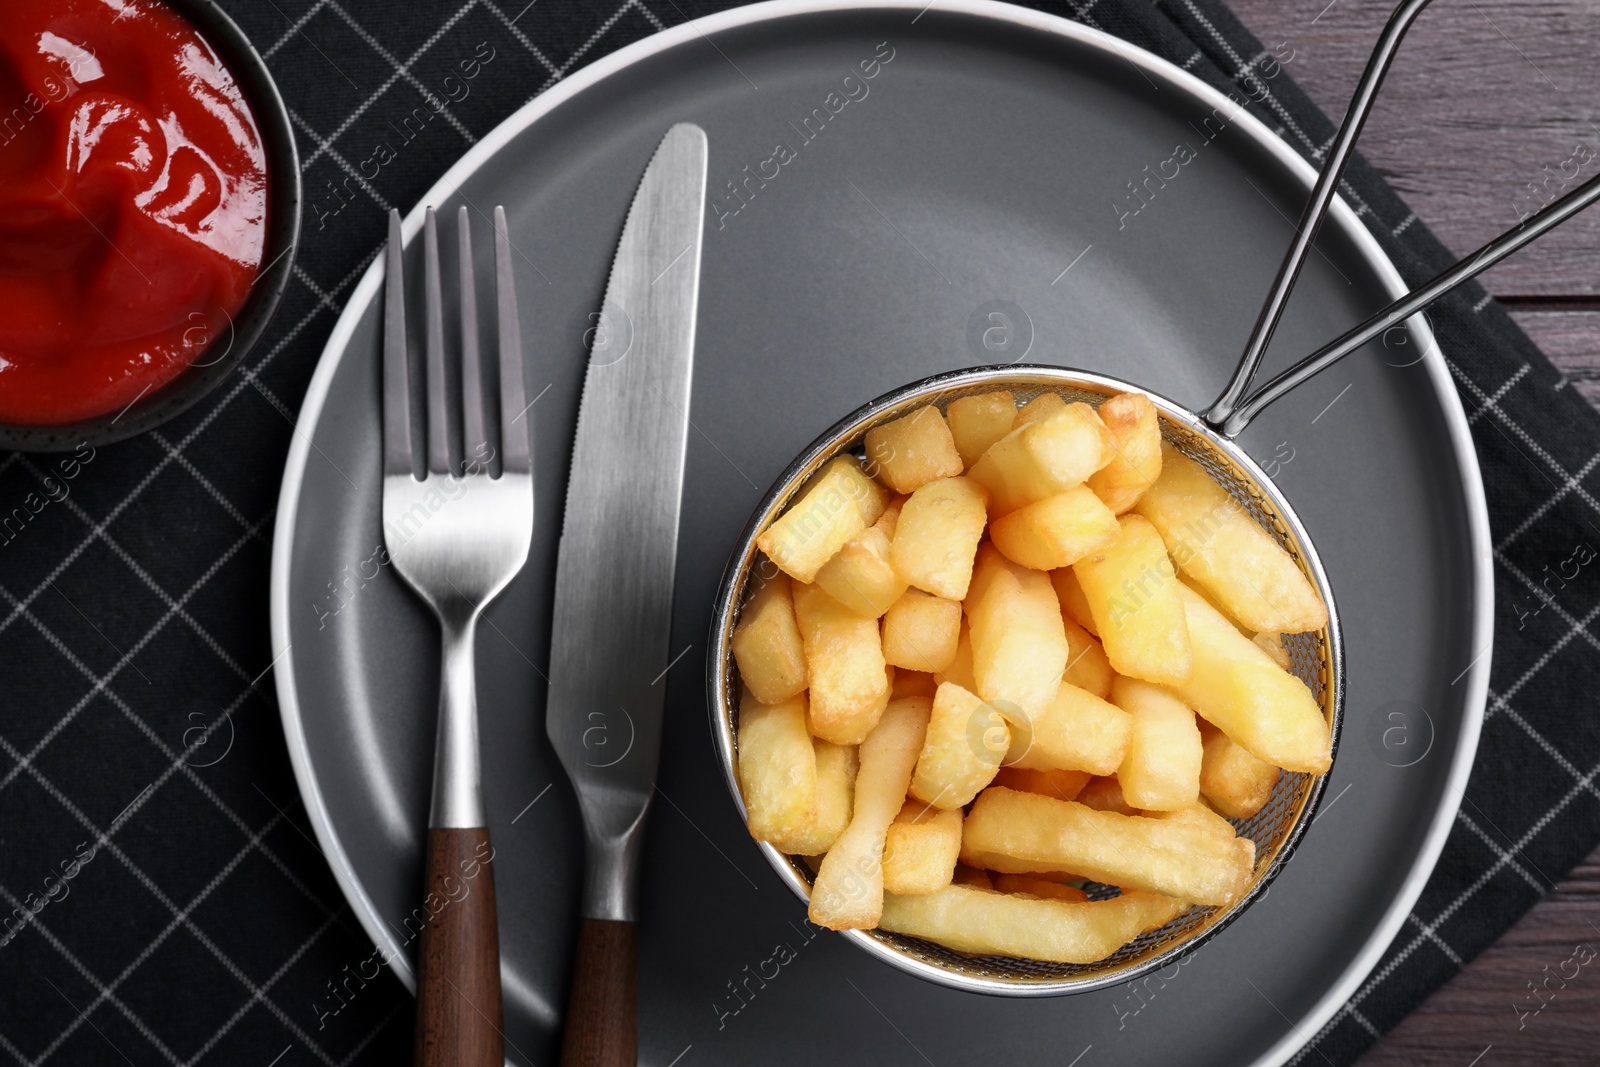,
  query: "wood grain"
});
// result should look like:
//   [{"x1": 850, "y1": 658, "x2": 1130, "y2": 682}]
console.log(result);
[
  {"x1": 559, "y1": 918, "x2": 637, "y2": 1067},
  {"x1": 412, "y1": 828, "x2": 503, "y2": 1067},
  {"x1": 1228, "y1": 0, "x2": 1600, "y2": 297}
]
